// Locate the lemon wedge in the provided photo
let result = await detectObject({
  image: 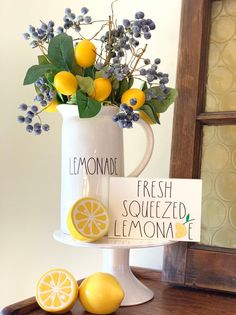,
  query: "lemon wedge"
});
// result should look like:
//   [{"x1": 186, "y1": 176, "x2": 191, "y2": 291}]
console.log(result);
[
  {"x1": 67, "y1": 197, "x2": 109, "y2": 242},
  {"x1": 35, "y1": 268, "x2": 78, "y2": 313}
]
